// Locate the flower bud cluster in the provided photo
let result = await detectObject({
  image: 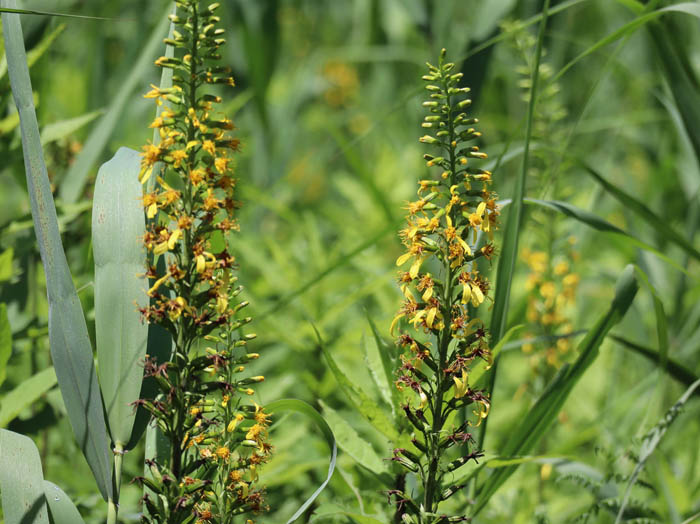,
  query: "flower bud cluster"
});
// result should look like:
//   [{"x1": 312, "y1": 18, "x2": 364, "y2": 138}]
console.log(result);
[
  {"x1": 388, "y1": 49, "x2": 496, "y2": 520},
  {"x1": 135, "y1": 2, "x2": 270, "y2": 523}
]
